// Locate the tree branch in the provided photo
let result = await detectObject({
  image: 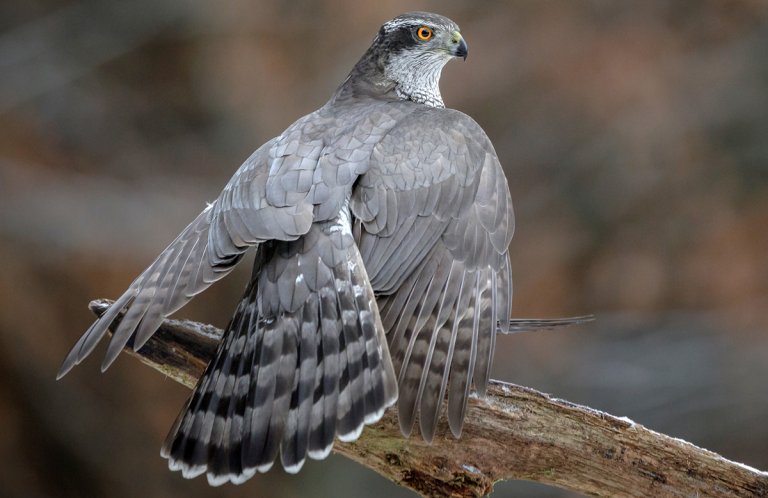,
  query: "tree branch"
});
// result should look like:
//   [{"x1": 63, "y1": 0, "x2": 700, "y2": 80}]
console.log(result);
[{"x1": 89, "y1": 299, "x2": 768, "y2": 497}]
